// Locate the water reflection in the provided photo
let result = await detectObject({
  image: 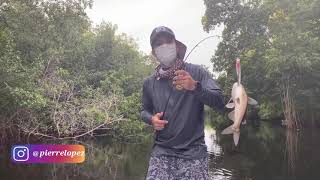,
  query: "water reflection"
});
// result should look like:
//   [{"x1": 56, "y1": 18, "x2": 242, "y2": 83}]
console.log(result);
[
  {"x1": 205, "y1": 122, "x2": 320, "y2": 180},
  {"x1": 1, "y1": 123, "x2": 320, "y2": 180},
  {"x1": 205, "y1": 126, "x2": 223, "y2": 156},
  {"x1": 205, "y1": 126, "x2": 254, "y2": 180},
  {"x1": 0, "y1": 137, "x2": 153, "y2": 180},
  {"x1": 205, "y1": 126, "x2": 232, "y2": 180}
]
